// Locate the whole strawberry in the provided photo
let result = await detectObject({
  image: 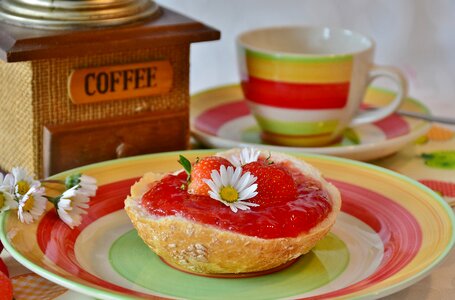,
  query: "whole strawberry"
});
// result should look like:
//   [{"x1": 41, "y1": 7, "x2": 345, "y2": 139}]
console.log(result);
[
  {"x1": 182, "y1": 156, "x2": 233, "y2": 195},
  {"x1": 243, "y1": 161, "x2": 297, "y2": 206}
]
